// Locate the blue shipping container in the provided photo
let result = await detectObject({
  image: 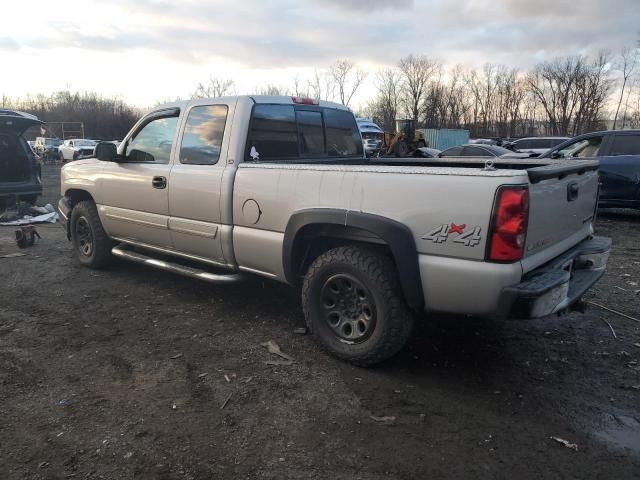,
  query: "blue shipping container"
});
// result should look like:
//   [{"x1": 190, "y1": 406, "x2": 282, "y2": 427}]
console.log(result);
[{"x1": 420, "y1": 129, "x2": 469, "y2": 151}]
